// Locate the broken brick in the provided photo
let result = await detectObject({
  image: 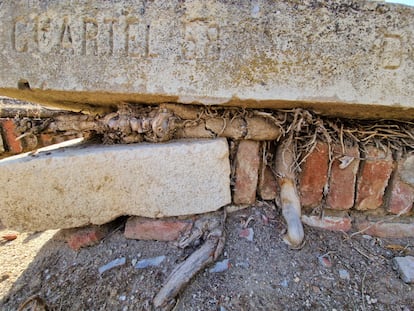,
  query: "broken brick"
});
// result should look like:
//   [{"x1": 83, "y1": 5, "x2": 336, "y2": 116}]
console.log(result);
[
  {"x1": 355, "y1": 146, "x2": 394, "y2": 210},
  {"x1": 326, "y1": 144, "x2": 360, "y2": 210},
  {"x1": 2, "y1": 233, "x2": 18, "y2": 241},
  {"x1": 257, "y1": 164, "x2": 278, "y2": 201},
  {"x1": 233, "y1": 140, "x2": 260, "y2": 205},
  {"x1": 387, "y1": 157, "x2": 414, "y2": 215},
  {"x1": 0, "y1": 119, "x2": 23, "y2": 153},
  {"x1": 299, "y1": 141, "x2": 329, "y2": 208},
  {"x1": 302, "y1": 214, "x2": 352, "y2": 232},
  {"x1": 124, "y1": 217, "x2": 192, "y2": 241},
  {"x1": 355, "y1": 219, "x2": 414, "y2": 238},
  {"x1": 60, "y1": 225, "x2": 111, "y2": 251}
]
